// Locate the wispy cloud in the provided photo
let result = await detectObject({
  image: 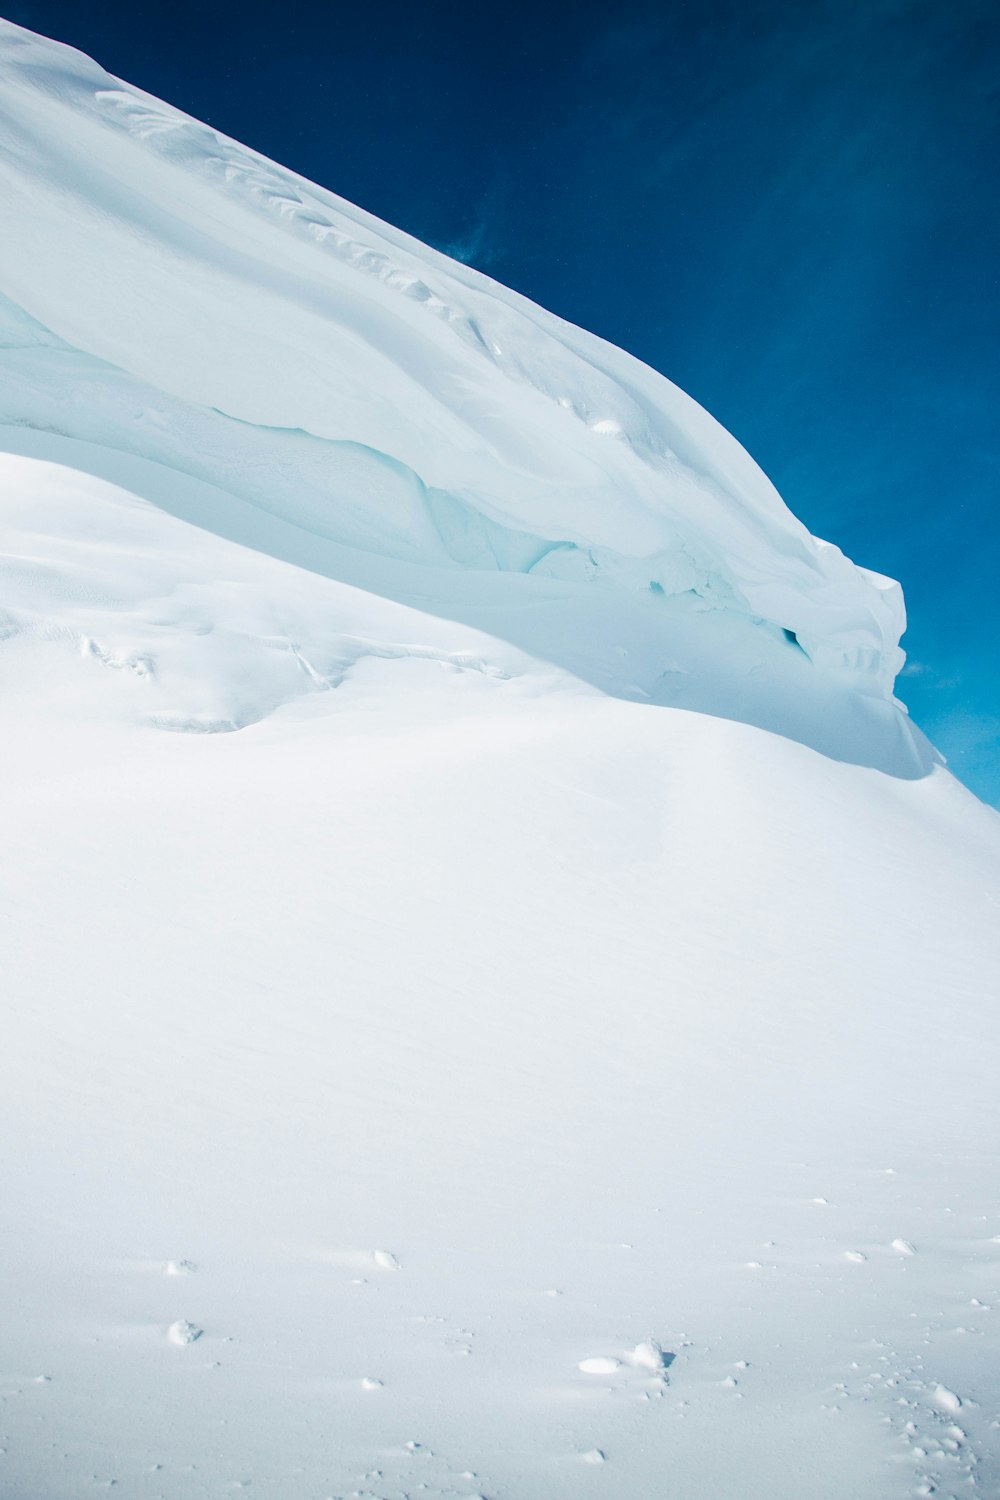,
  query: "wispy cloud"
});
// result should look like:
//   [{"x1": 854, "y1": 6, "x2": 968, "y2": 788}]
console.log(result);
[
  {"x1": 438, "y1": 216, "x2": 492, "y2": 267},
  {"x1": 430, "y1": 168, "x2": 510, "y2": 272}
]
